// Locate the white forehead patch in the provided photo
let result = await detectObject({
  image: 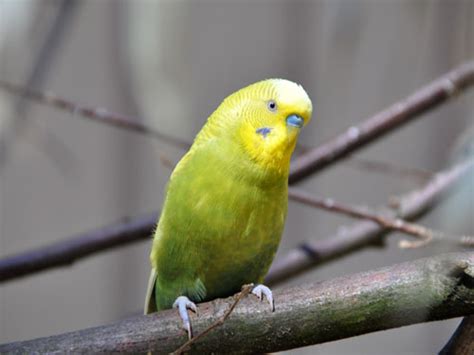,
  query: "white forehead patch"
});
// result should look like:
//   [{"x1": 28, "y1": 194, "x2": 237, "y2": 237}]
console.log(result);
[{"x1": 270, "y1": 79, "x2": 312, "y2": 112}]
